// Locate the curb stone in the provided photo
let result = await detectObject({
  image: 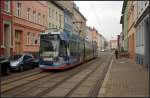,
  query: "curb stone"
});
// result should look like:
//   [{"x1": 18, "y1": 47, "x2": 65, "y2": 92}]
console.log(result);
[{"x1": 98, "y1": 56, "x2": 114, "y2": 97}]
